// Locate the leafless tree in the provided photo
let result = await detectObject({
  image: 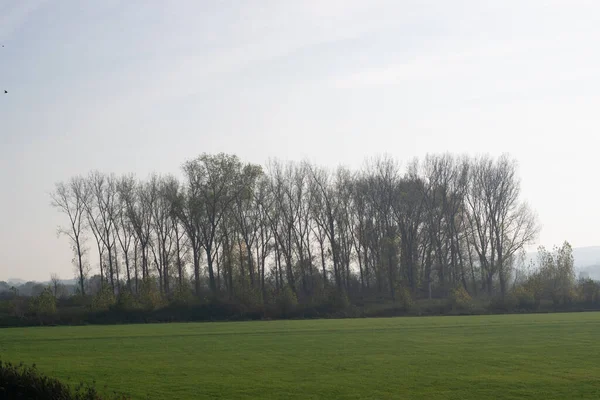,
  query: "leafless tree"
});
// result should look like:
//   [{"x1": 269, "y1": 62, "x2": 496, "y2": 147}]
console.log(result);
[
  {"x1": 52, "y1": 152, "x2": 540, "y2": 305},
  {"x1": 115, "y1": 175, "x2": 137, "y2": 292},
  {"x1": 232, "y1": 164, "x2": 264, "y2": 288},
  {"x1": 467, "y1": 155, "x2": 539, "y2": 297},
  {"x1": 309, "y1": 164, "x2": 342, "y2": 290},
  {"x1": 51, "y1": 176, "x2": 90, "y2": 295},
  {"x1": 50, "y1": 273, "x2": 63, "y2": 298},
  {"x1": 84, "y1": 171, "x2": 119, "y2": 292},
  {"x1": 182, "y1": 153, "x2": 244, "y2": 294},
  {"x1": 151, "y1": 175, "x2": 178, "y2": 294}
]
